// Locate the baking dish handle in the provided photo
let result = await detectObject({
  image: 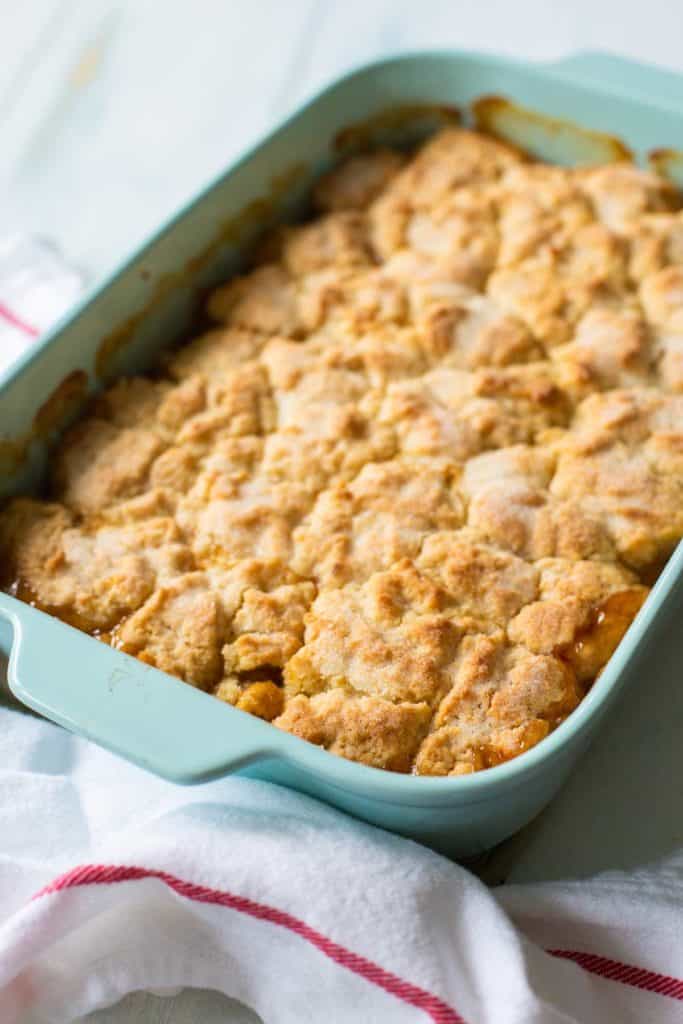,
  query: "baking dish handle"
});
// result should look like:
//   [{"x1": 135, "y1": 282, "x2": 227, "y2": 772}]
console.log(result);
[
  {"x1": 546, "y1": 51, "x2": 683, "y2": 108},
  {"x1": 0, "y1": 594, "x2": 280, "y2": 782}
]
